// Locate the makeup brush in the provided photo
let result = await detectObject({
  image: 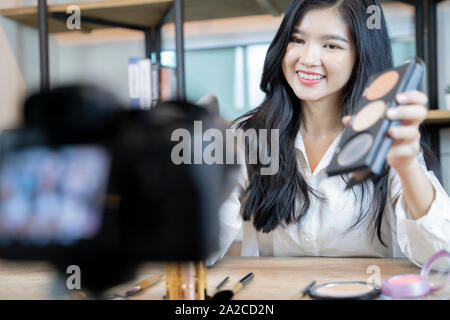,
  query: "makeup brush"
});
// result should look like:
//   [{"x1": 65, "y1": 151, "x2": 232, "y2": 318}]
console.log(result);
[
  {"x1": 212, "y1": 273, "x2": 255, "y2": 301},
  {"x1": 101, "y1": 274, "x2": 164, "y2": 300},
  {"x1": 124, "y1": 273, "x2": 164, "y2": 296},
  {"x1": 164, "y1": 276, "x2": 230, "y2": 300},
  {"x1": 293, "y1": 280, "x2": 316, "y2": 300},
  {"x1": 206, "y1": 276, "x2": 230, "y2": 300}
]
